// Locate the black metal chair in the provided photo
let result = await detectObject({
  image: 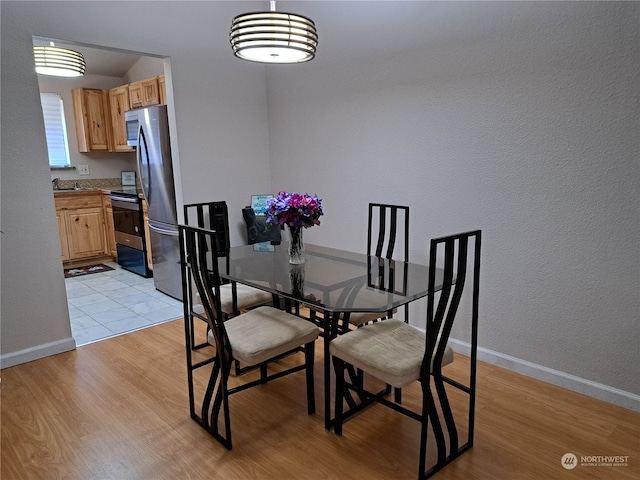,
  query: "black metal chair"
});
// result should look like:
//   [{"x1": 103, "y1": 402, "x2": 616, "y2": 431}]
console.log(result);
[
  {"x1": 184, "y1": 201, "x2": 275, "y2": 351},
  {"x1": 330, "y1": 230, "x2": 481, "y2": 480},
  {"x1": 351, "y1": 202, "x2": 410, "y2": 326},
  {"x1": 308, "y1": 203, "x2": 410, "y2": 331},
  {"x1": 179, "y1": 224, "x2": 319, "y2": 449}
]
